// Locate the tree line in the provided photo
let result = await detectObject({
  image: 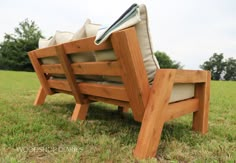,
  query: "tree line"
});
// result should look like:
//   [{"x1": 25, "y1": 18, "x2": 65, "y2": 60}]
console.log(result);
[
  {"x1": 200, "y1": 53, "x2": 236, "y2": 81},
  {"x1": 0, "y1": 19, "x2": 43, "y2": 71},
  {"x1": 0, "y1": 19, "x2": 235, "y2": 81}
]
